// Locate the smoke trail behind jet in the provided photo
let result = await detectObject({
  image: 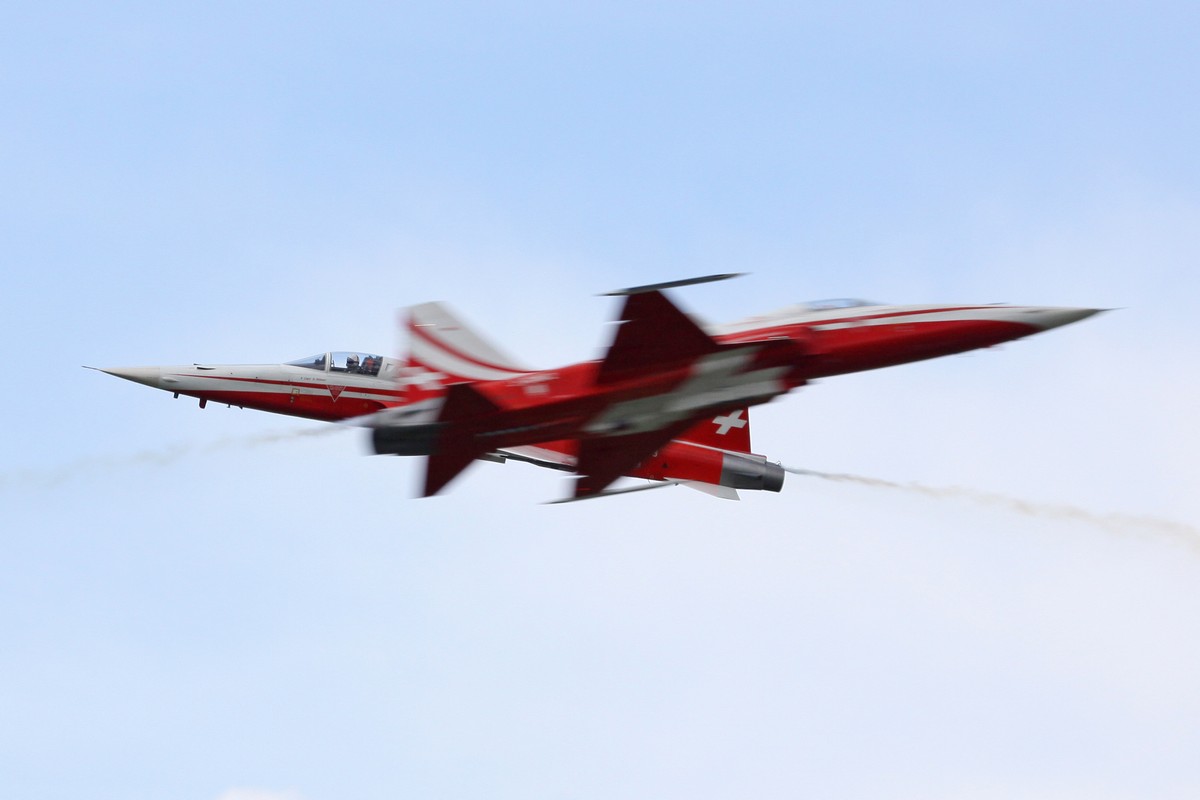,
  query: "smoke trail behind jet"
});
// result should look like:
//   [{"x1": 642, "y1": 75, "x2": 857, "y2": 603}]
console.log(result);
[
  {"x1": 0, "y1": 425, "x2": 350, "y2": 491},
  {"x1": 785, "y1": 466, "x2": 1199, "y2": 551}
]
